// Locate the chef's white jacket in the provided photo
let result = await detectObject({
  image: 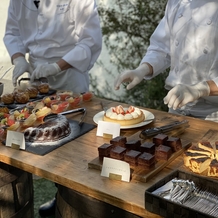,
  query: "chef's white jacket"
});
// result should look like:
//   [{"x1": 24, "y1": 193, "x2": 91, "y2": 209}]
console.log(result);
[
  {"x1": 4, "y1": 0, "x2": 102, "y2": 93},
  {"x1": 141, "y1": 0, "x2": 218, "y2": 119}
]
